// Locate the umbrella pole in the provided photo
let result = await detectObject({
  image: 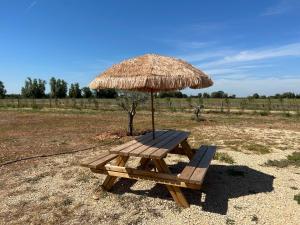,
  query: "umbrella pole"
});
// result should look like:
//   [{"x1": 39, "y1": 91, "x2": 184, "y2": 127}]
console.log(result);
[{"x1": 151, "y1": 90, "x2": 155, "y2": 139}]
